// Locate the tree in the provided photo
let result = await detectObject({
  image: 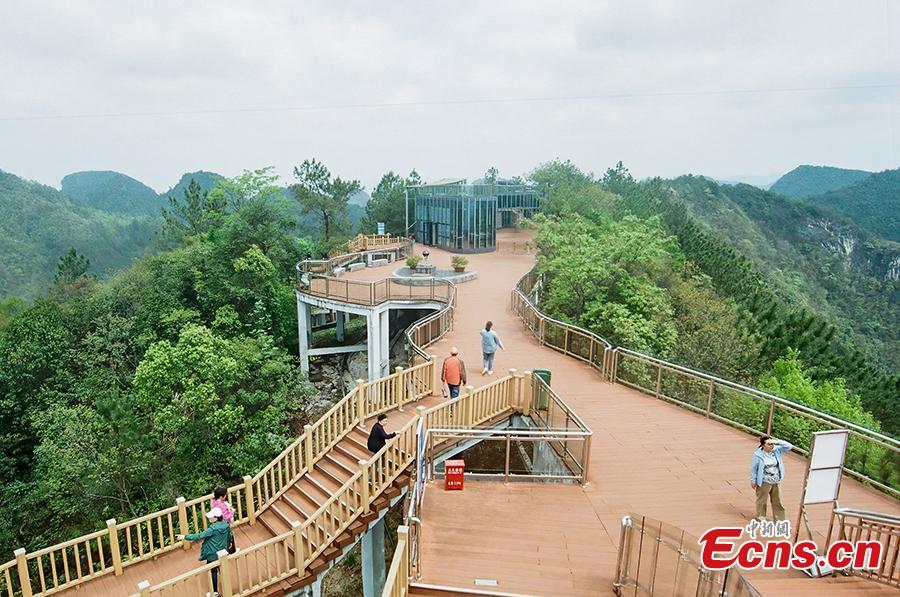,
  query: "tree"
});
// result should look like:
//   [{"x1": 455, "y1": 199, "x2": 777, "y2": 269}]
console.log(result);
[
  {"x1": 208, "y1": 167, "x2": 282, "y2": 211},
  {"x1": 484, "y1": 166, "x2": 499, "y2": 183},
  {"x1": 360, "y1": 170, "x2": 421, "y2": 236},
  {"x1": 160, "y1": 179, "x2": 227, "y2": 244},
  {"x1": 291, "y1": 159, "x2": 362, "y2": 244},
  {"x1": 54, "y1": 248, "x2": 90, "y2": 284}
]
